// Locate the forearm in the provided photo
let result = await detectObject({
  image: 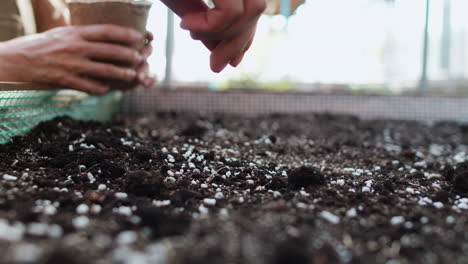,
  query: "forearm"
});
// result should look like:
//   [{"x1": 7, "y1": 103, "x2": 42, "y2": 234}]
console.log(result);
[{"x1": 31, "y1": 0, "x2": 68, "y2": 32}]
